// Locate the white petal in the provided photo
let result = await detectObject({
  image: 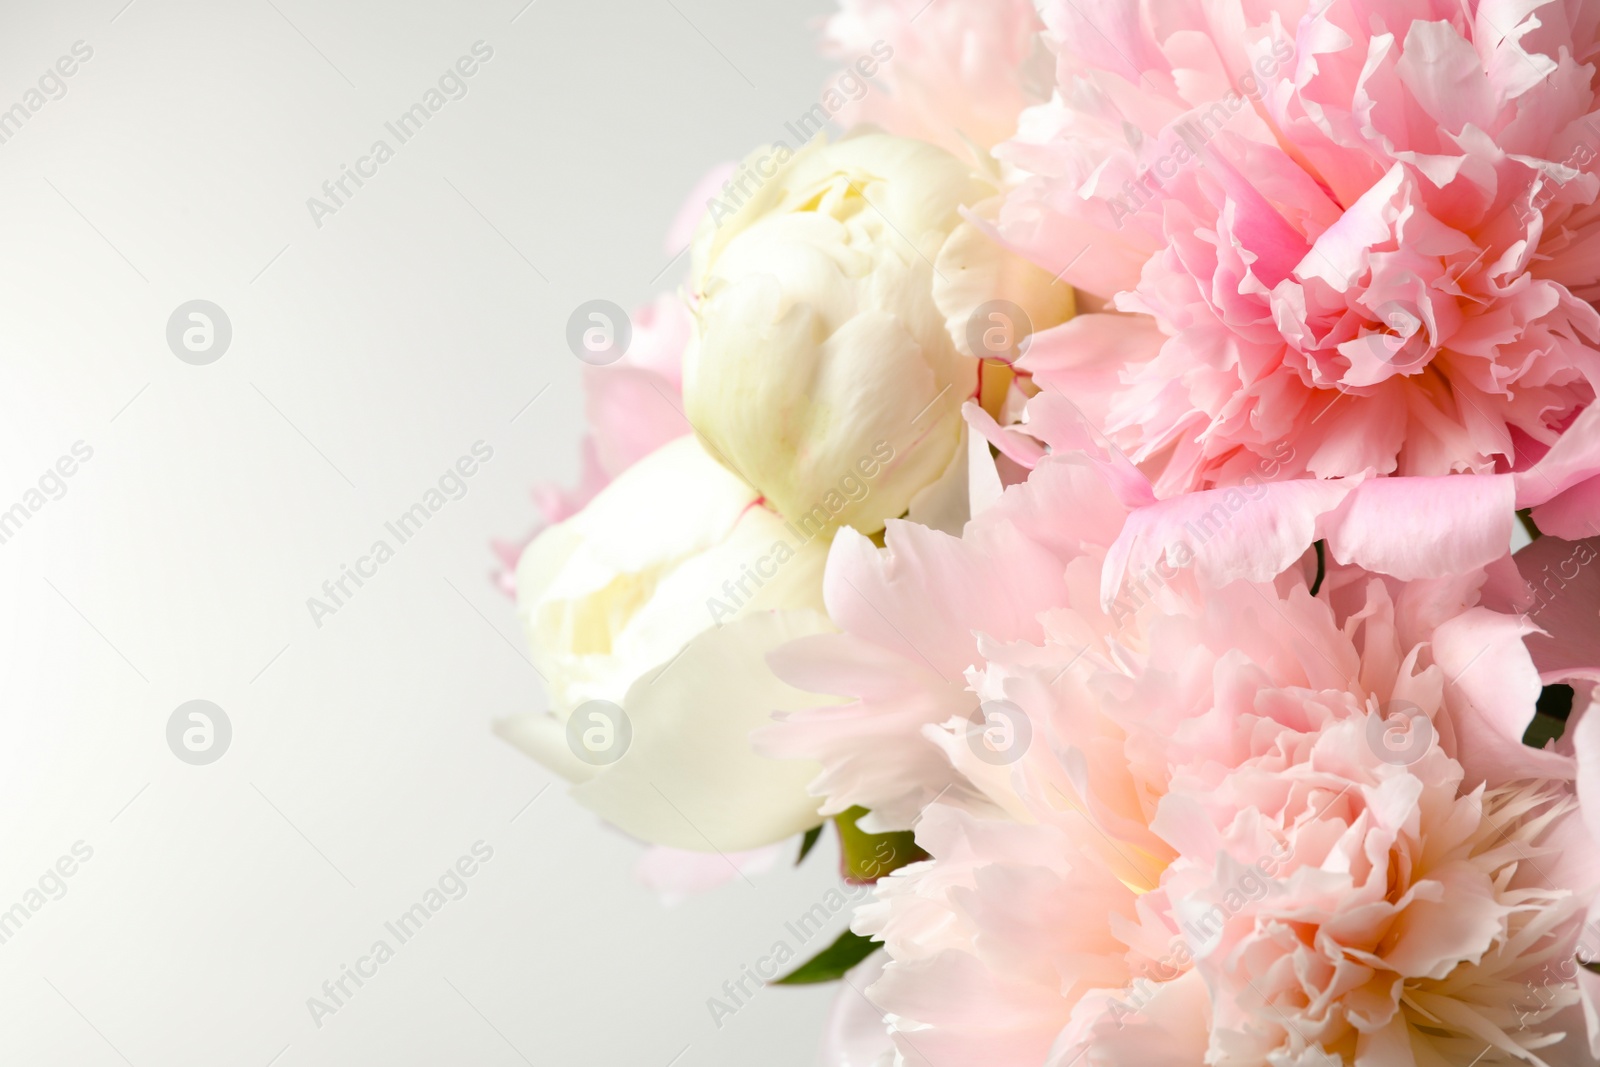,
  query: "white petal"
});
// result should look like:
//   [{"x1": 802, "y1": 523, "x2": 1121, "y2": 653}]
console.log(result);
[{"x1": 572, "y1": 609, "x2": 839, "y2": 851}]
